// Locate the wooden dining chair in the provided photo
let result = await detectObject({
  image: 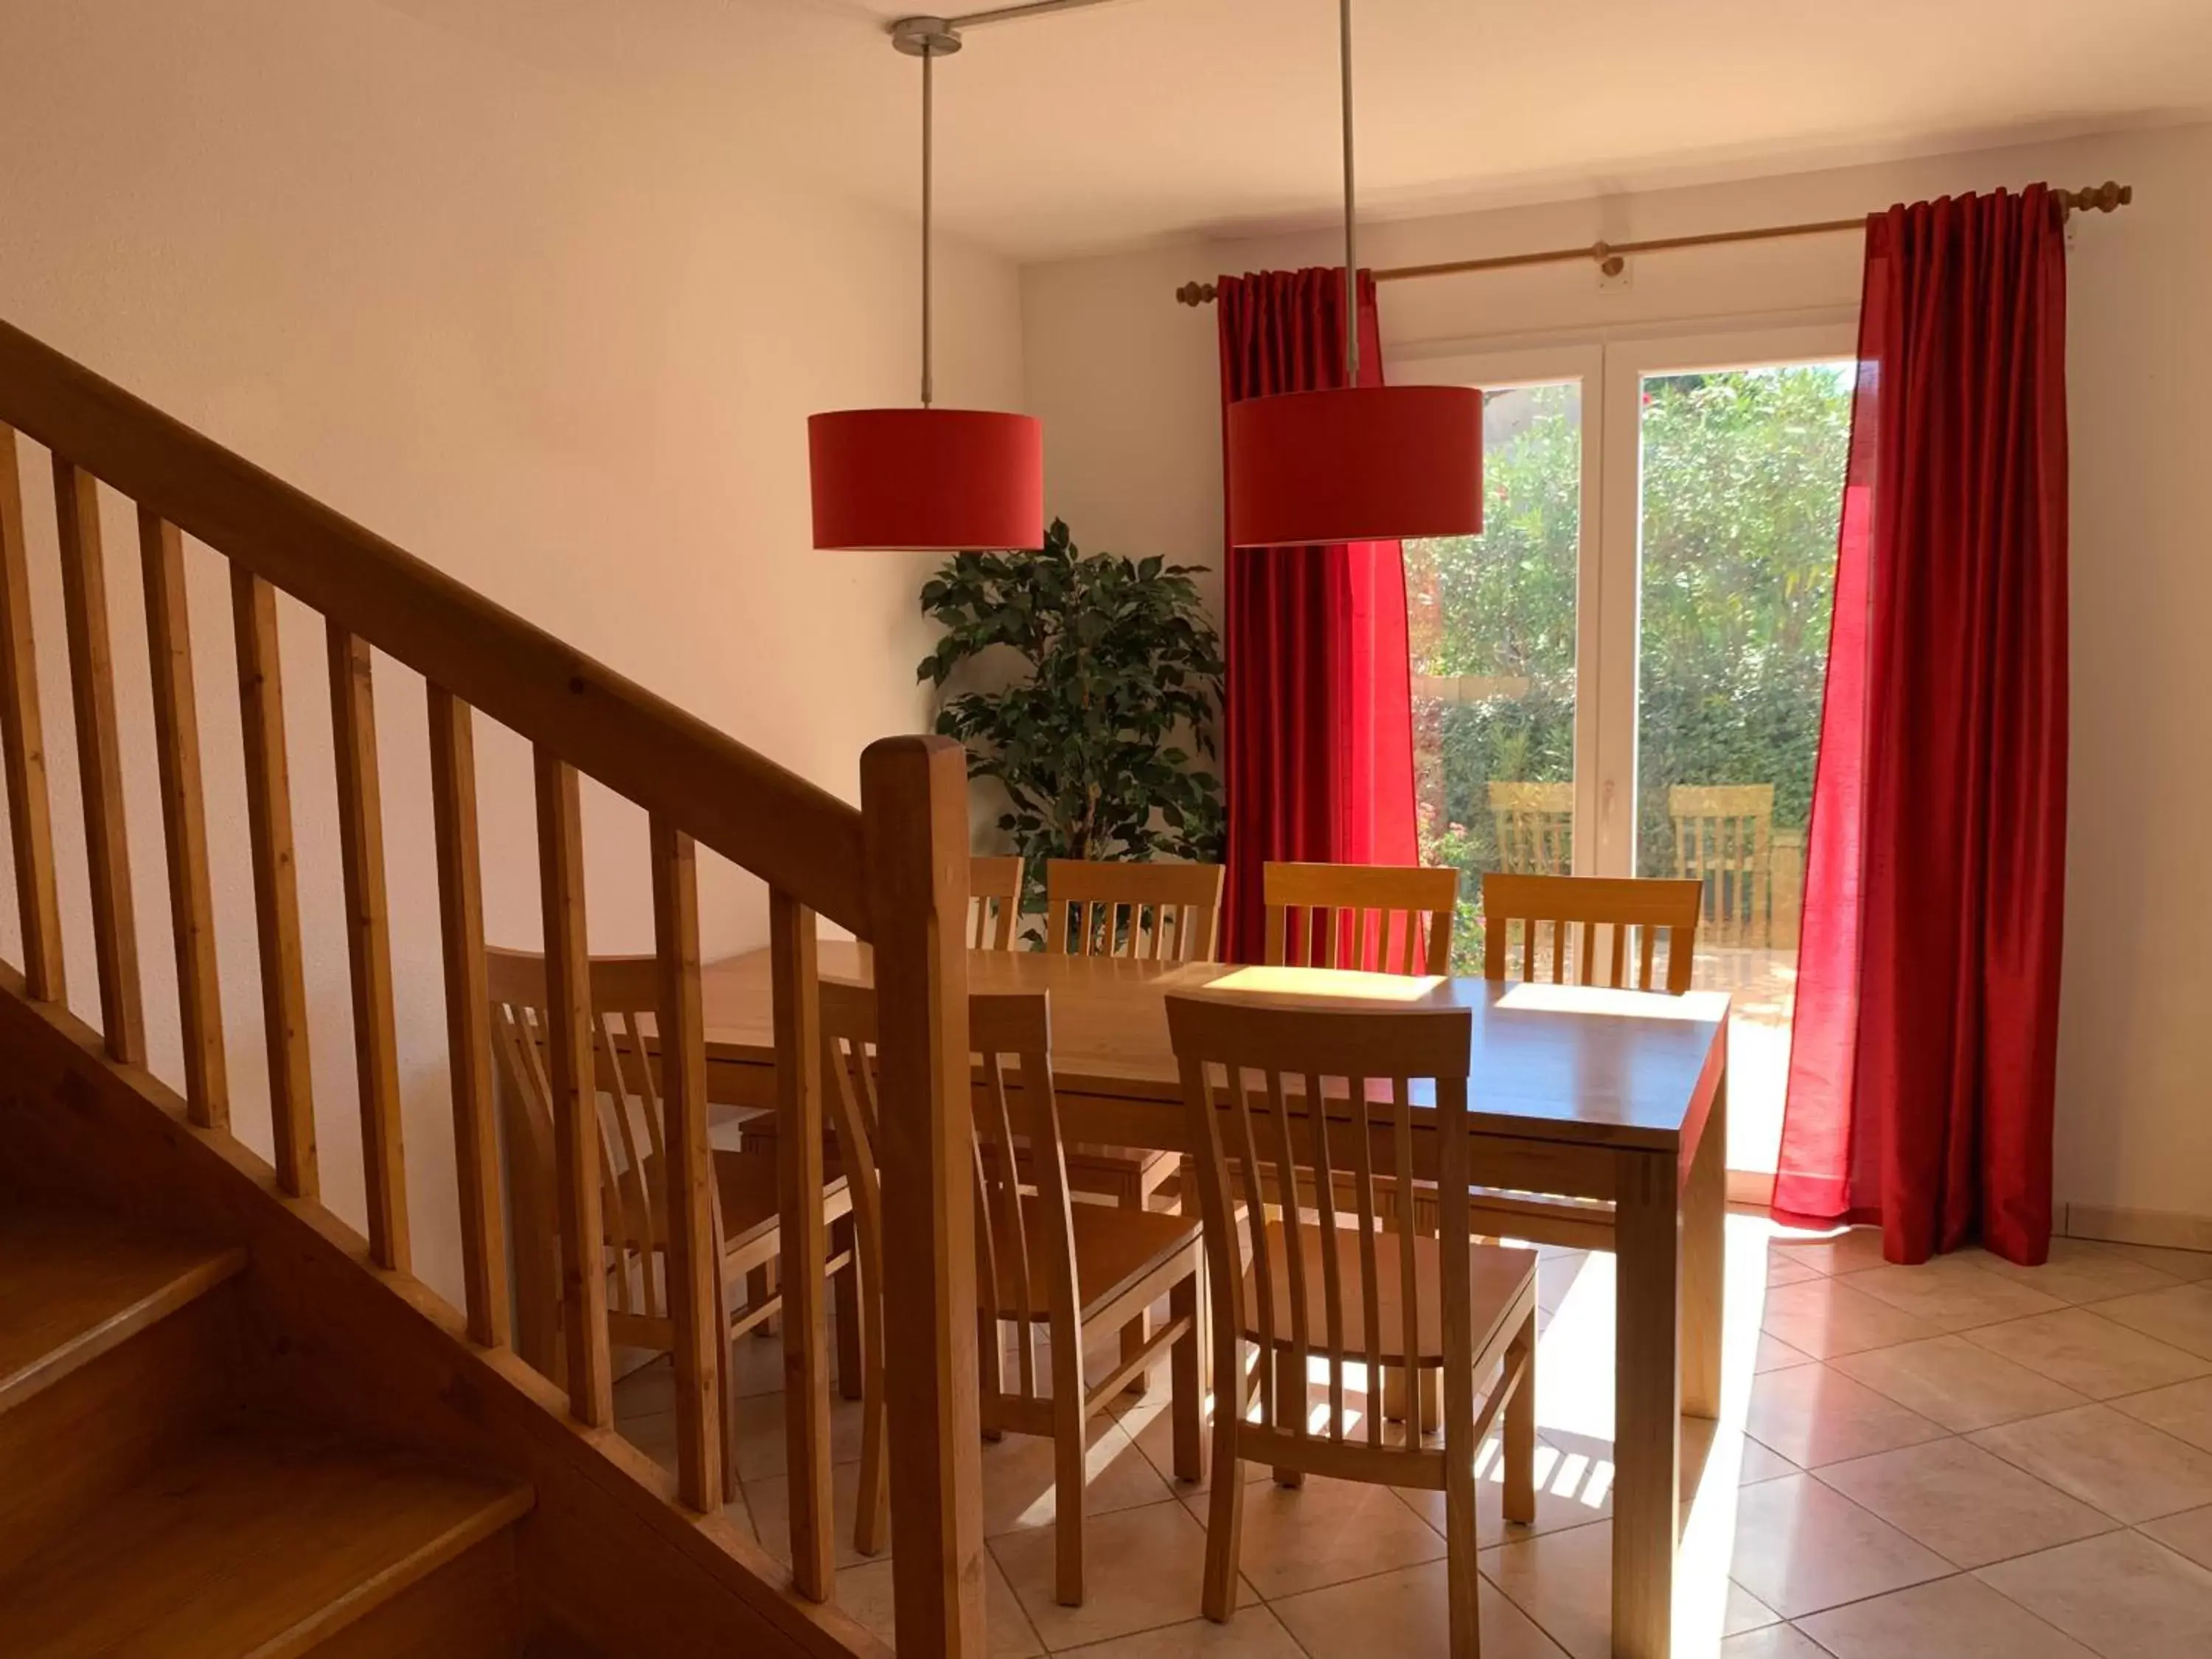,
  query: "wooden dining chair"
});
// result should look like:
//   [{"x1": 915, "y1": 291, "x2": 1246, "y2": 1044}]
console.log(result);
[
  {"x1": 487, "y1": 946, "x2": 858, "y2": 1503},
  {"x1": 1478, "y1": 872, "x2": 1703, "y2": 995},
  {"x1": 1165, "y1": 993, "x2": 1537, "y2": 1655},
  {"x1": 819, "y1": 983, "x2": 1206, "y2": 1598},
  {"x1": 1044, "y1": 857, "x2": 1224, "y2": 962},
  {"x1": 970, "y1": 854, "x2": 1025, "y2": 950},
  {"x1": 1262, "y1": 861, "x2": 1459, "y2": 975},
  {"x1": 1041, "y1": 856, "x2": 1221, "y2": 1388}
]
